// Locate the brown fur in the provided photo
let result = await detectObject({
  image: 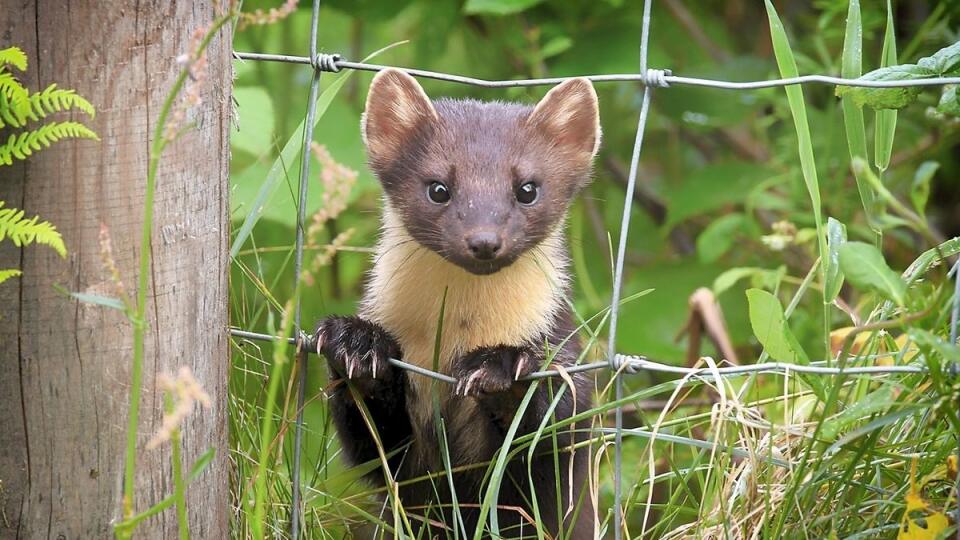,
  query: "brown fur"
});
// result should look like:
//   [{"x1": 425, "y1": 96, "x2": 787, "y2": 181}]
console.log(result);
[{"x1": 316, "y1": 69, "x2": 601, "y2": 538}]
